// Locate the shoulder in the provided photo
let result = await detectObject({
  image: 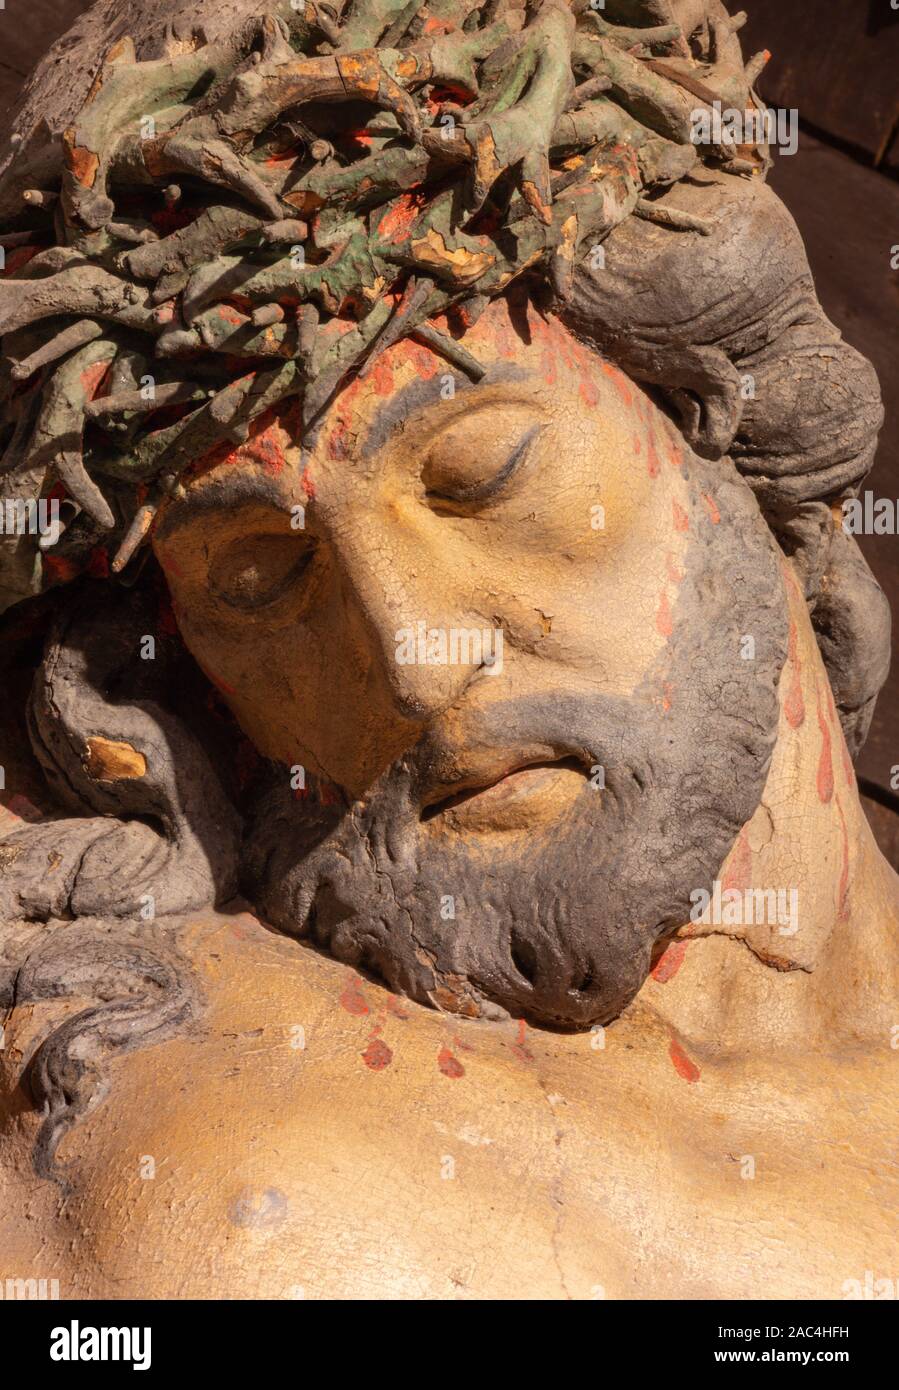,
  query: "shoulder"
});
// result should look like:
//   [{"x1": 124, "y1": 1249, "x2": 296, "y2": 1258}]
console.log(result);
[
  {"x1": 3, "y1": 913, "x2": 585, "y2": 1297},
  {"x1": 1, "y1": 914, "x2": 895, "y2": 1299}
]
